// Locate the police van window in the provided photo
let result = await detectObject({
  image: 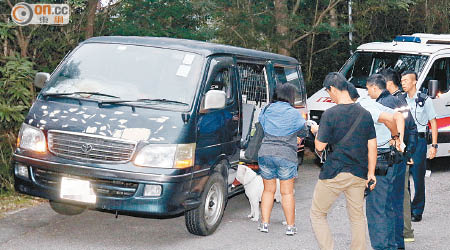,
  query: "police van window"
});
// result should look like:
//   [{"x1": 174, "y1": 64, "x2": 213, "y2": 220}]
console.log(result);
[
  {"x1": 209, "y1": 69, "x2": 234, "y2": 105},
  {"x1": 237, "y1": 63, "x2": 268, "y2": 108},
  {"x1": 421, "y1": 58, "x2": 450, "y2": 94},
  {"x1": 274, "y1": 66, "x2": 306, "y2": 106},
  {"x1": 341, "y1": 52, "x2": 429, "y2": 88}
]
